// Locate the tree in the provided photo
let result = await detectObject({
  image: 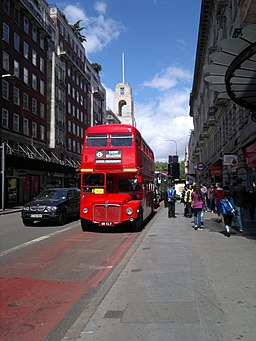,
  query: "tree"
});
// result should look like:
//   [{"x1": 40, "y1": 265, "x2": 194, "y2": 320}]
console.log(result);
[
  {"x1": 69, "y1": 20, "x2": 86, "y2": 43},
  {"x1": 91, "y1": 63, "x2": 102, "y2": 74}
]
